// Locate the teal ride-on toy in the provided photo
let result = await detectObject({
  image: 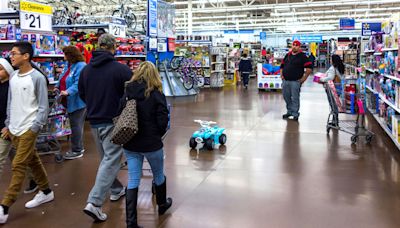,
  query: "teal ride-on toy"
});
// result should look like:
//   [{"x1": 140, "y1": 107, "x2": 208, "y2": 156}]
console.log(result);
[{"x1": 189, "y1": 120, "x2": 227, "y2": 150}]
